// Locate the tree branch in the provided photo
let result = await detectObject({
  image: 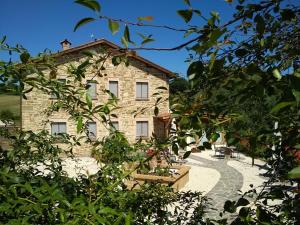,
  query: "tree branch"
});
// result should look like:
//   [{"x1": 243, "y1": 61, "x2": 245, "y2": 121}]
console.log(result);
[{"x1": 99, "y1": 15, "x2": 187, "y2": 32}]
